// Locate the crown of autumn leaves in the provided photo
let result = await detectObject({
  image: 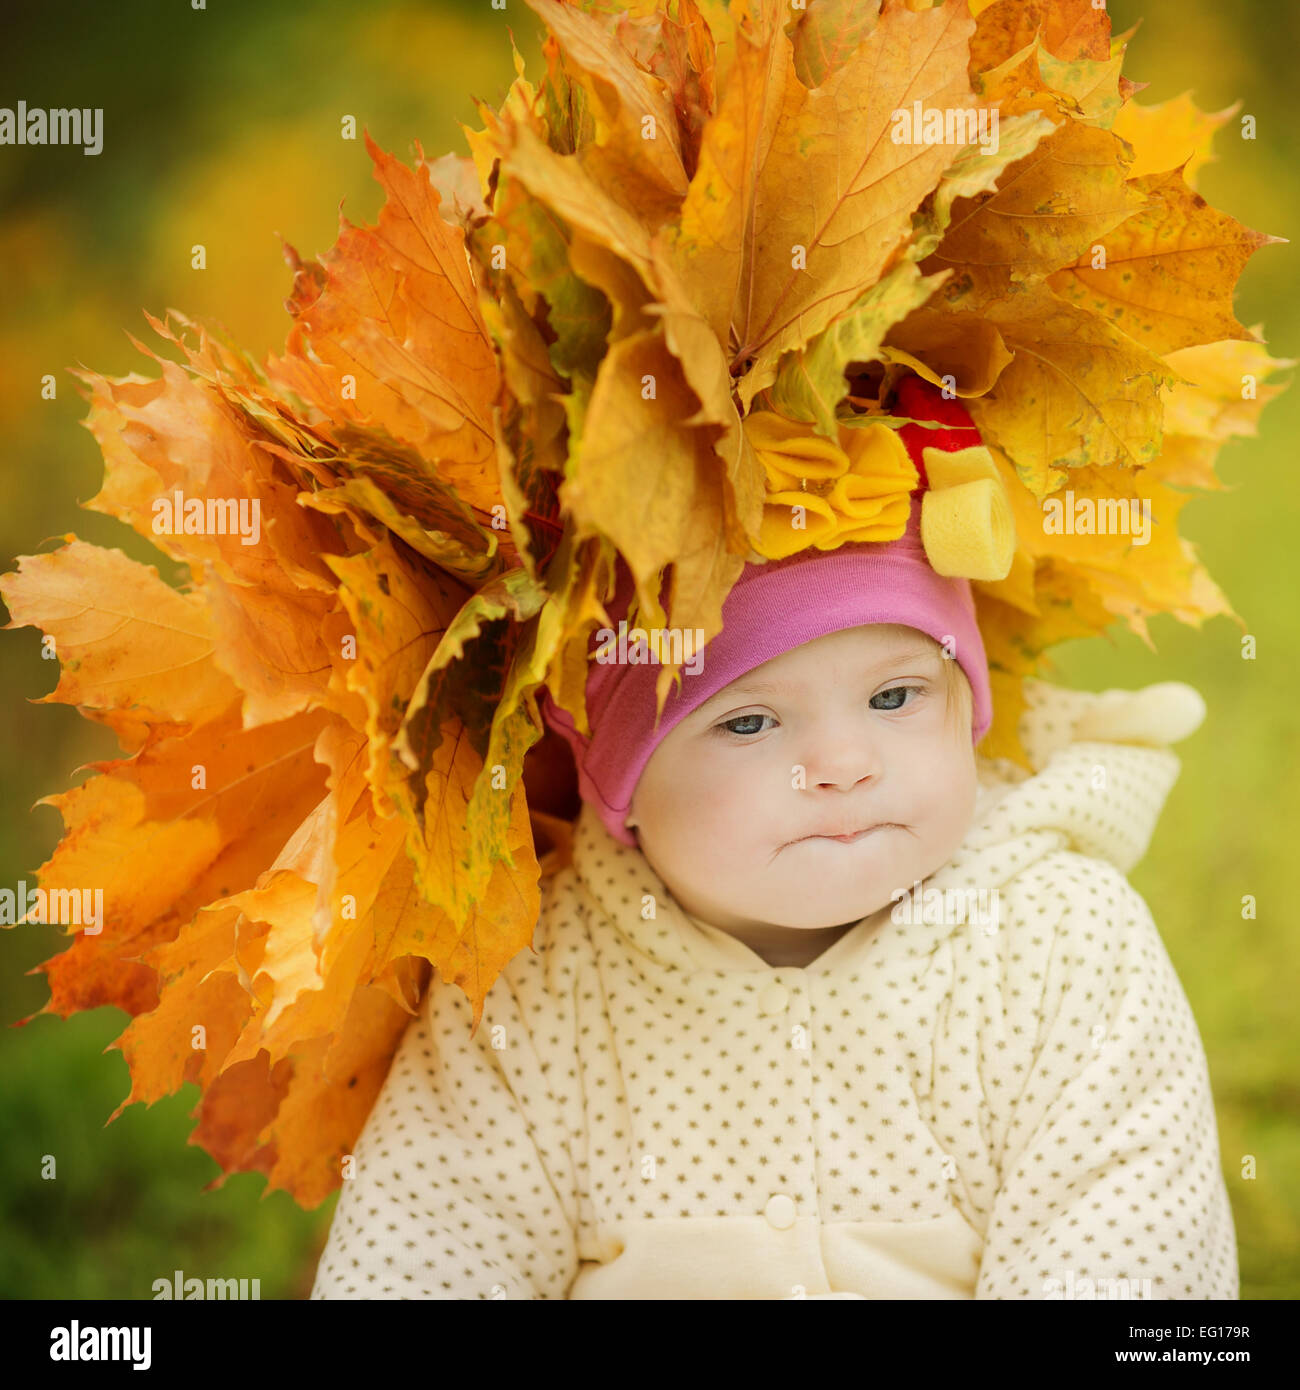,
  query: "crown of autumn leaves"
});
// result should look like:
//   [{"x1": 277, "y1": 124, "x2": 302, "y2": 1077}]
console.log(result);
[{"x1": 0, "y1": 0, "x2": 1289, "y2": 1208}]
